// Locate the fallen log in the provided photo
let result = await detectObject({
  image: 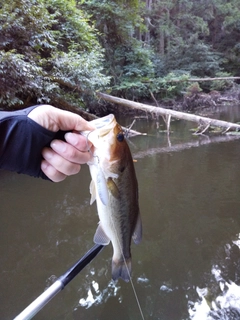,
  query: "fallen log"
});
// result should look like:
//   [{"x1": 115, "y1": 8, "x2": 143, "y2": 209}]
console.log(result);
[
  {"x1": 143, "y1": 76, "x2": 240, "y2": 83},
  {"x1": 172, "y1": 76, "x2": 240, "y2": 82},
  {"x1": 97, "y1": 92, "x2": 240, "y2": 133}
]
